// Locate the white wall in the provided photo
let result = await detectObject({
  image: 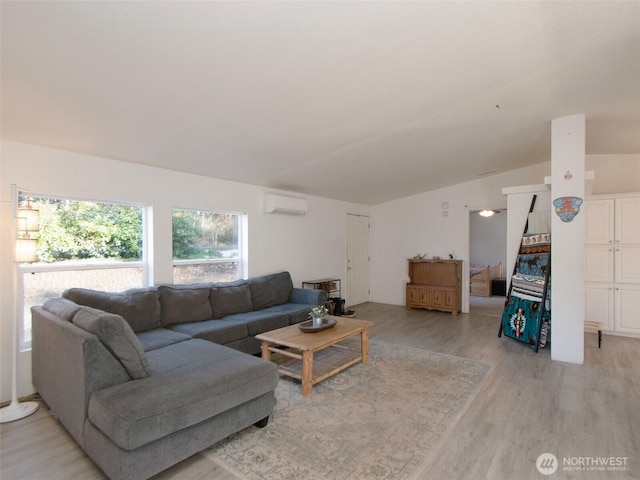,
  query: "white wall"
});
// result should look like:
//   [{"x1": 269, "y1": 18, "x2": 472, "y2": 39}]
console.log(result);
[
  {"x1": 586, "y1": 154, "x2": 640, "y2": 195},
  {"x1": 369, "y1": 162, "x2": 552, "y2": 310},
  {"x1": 0, "y1": 140, "x2": 369, "y2": 402}
]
